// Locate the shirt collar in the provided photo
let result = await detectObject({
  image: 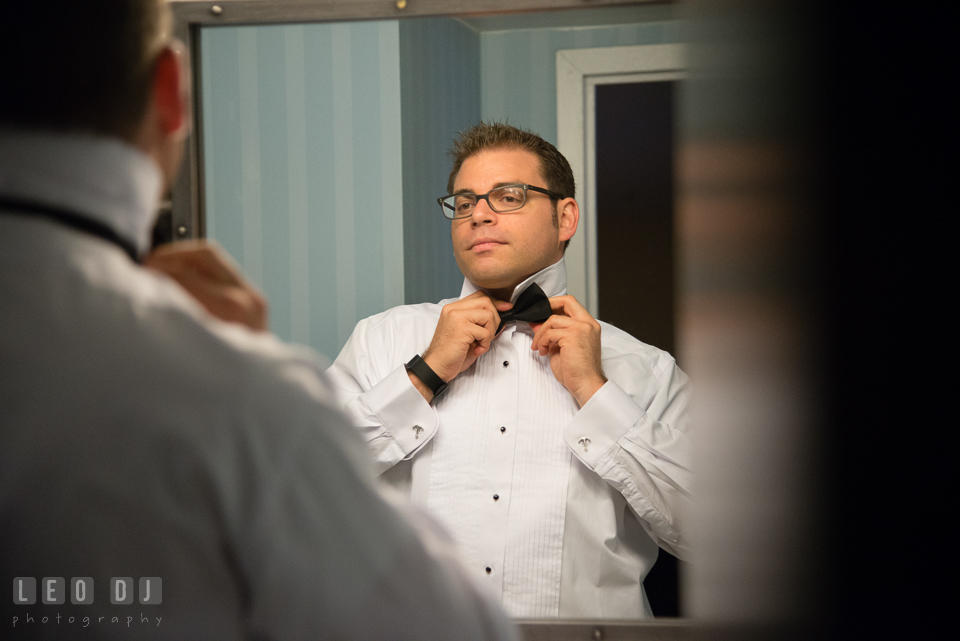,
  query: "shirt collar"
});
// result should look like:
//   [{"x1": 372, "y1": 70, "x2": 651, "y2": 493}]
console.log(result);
[
  {"x1": 0, "y1": 130, "x2": 163, "y2": 257},
  {"x1": 459, "y1": 256, "x2": 568, "y2": 303}
]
